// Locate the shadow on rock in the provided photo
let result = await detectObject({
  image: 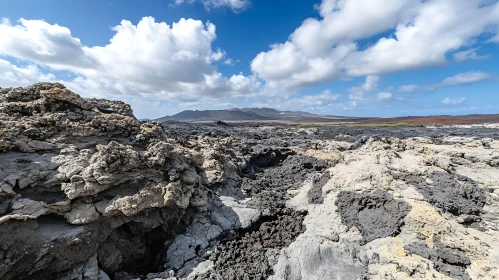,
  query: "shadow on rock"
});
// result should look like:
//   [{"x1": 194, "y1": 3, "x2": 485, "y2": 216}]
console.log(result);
[{"x1": 0, "y1": 207, "x2": 195, "y2": 280}]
